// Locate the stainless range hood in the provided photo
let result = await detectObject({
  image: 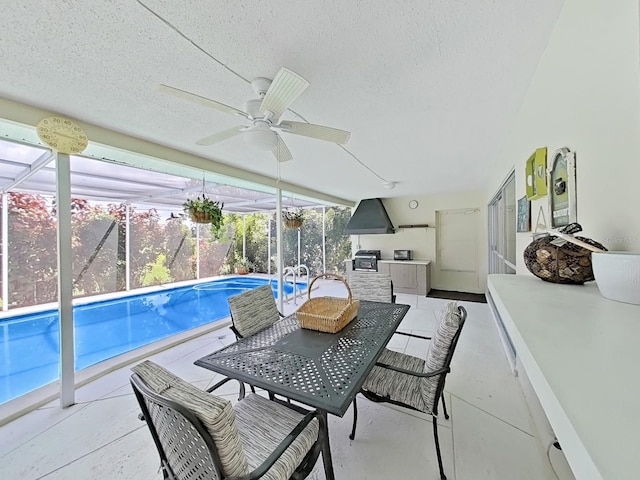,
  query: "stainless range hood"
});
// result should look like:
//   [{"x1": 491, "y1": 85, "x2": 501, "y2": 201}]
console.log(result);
[{"x1": 344, "y1": 198, "x2": 395, "y2": 235}]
